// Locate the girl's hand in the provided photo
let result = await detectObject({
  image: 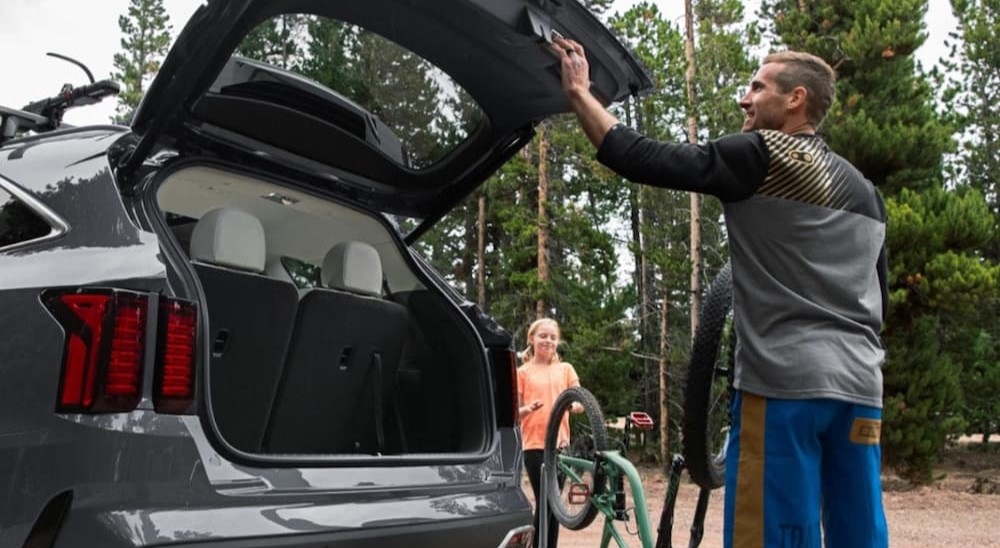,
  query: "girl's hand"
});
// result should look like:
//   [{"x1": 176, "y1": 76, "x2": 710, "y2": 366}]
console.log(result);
[{"x1": 520, "y1": 400, "x2": 544, "y2": 416}]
